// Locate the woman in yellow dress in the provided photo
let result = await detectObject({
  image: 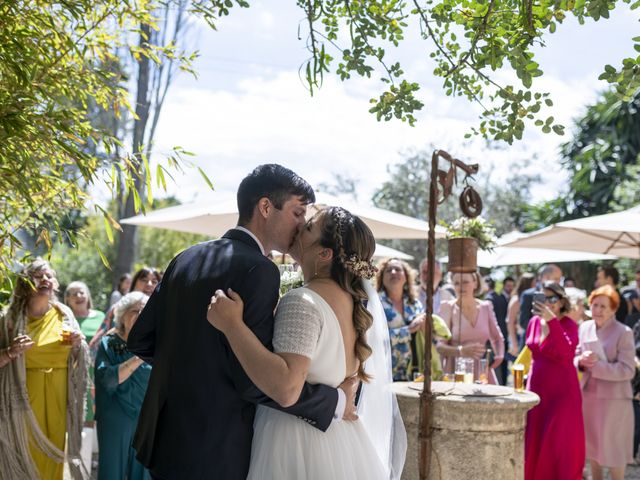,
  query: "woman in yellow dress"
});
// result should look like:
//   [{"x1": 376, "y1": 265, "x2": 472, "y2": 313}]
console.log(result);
[{"x1": 0, "y1": 258, "x2": 89, "y2": 479}]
